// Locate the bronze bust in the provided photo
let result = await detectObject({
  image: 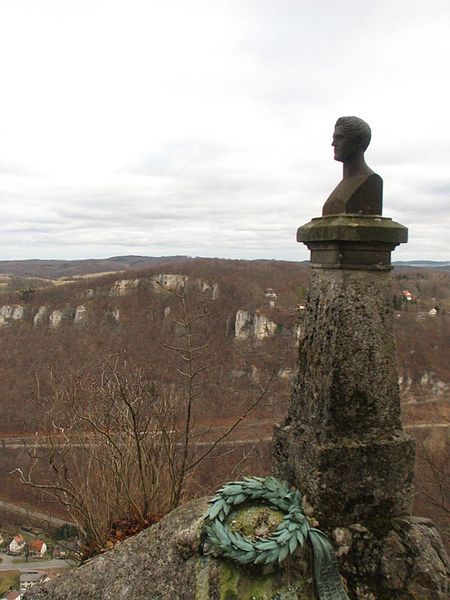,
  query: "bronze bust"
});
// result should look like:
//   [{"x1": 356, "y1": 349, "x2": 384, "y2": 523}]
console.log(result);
[{"x1": 322, "y1": 116, "x2": 382, "y2": 216}]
